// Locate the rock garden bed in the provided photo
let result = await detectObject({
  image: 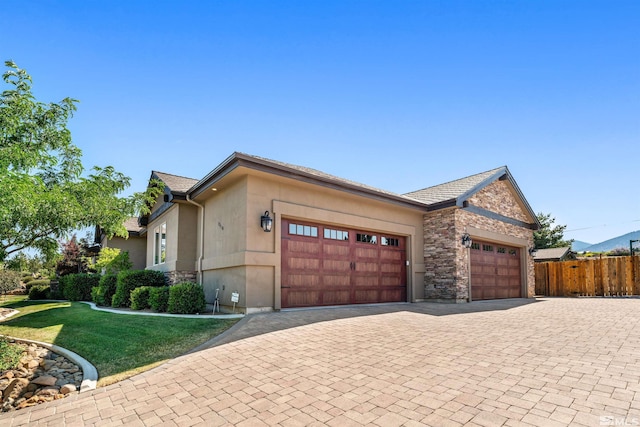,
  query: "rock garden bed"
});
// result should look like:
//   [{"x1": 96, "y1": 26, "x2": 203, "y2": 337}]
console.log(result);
[{"x1": 0, "y1": 304, "x2": 83, "y2": 413}]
